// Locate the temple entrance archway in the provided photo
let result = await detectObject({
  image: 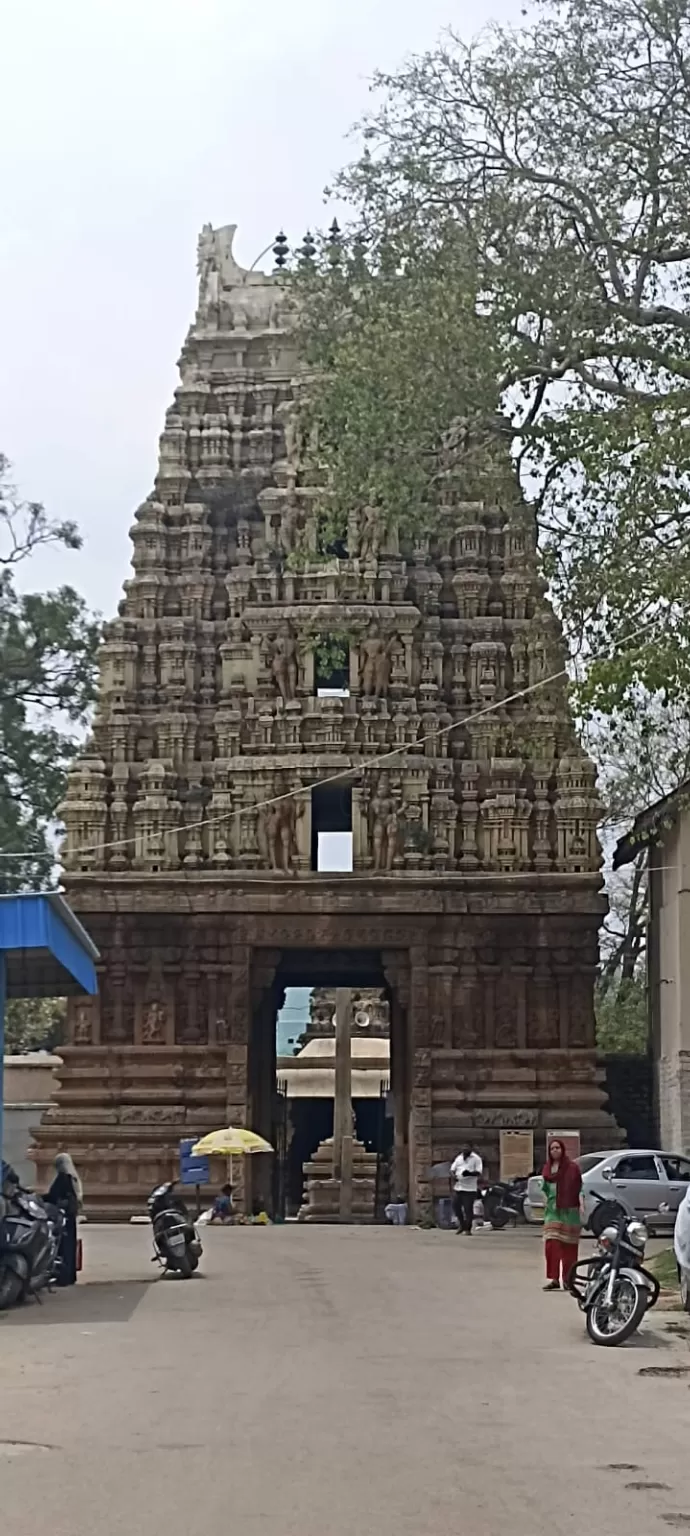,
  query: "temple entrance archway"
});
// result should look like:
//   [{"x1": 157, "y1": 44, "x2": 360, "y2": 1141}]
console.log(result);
[{"x1": 248, "y1": 944, "x2": 412, "y2": 1220}]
